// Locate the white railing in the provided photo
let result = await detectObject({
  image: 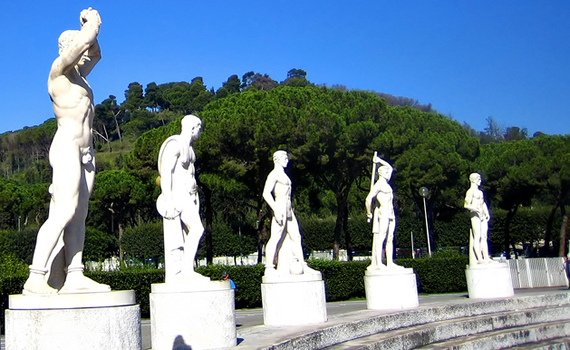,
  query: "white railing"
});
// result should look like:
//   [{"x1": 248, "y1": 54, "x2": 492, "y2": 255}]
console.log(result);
[{"x1": 506, "y1": 257, "x2": 569, "y2": 289}]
